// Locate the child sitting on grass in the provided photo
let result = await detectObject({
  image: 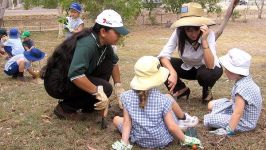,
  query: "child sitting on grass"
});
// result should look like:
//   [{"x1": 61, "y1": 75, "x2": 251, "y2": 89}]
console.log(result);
[
  {"x1": 204, "y1": 48, "x2": 263, "y2": 135},
  {"x1": 4, "y1": 48, "x2": 45, "y2": 81},
  {"x1": 112, "y1": 56, "x2": 201, "y2": 150},
  {"x1": 21, "y1": 31, "x2": 35, "y2": 51}
]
